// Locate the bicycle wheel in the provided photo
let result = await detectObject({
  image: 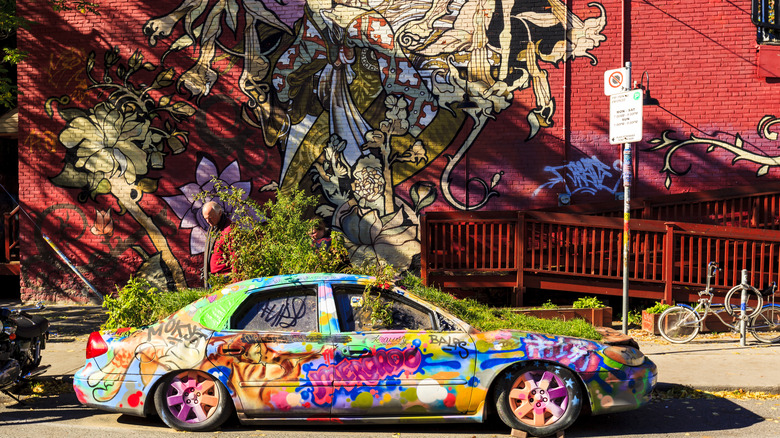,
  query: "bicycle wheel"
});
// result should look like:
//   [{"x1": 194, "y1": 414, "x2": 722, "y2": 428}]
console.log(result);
[
  {"x1": 658, "y1": 306, "x2": 701, "y2": 343},
  {"x1": 724, "y1": 285, "x2": 763, "y2": 318},
  {"x1": 750, "y1": 305, "x2": 780, "y2": 344}
]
